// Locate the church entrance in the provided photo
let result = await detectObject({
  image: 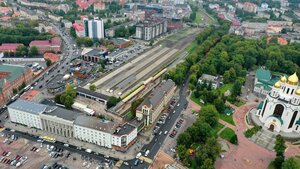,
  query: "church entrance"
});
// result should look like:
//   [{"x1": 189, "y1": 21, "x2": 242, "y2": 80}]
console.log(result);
[{"x1": 269, "y1": 124, "x2": 275, "y2": 132}]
